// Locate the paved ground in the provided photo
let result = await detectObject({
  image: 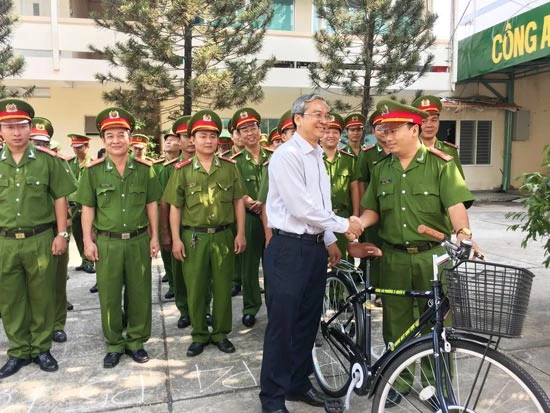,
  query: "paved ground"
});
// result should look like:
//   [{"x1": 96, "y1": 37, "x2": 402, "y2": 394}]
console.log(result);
[{"x1": 0, "y1": 200, "x2": 549, "y2": 412}]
